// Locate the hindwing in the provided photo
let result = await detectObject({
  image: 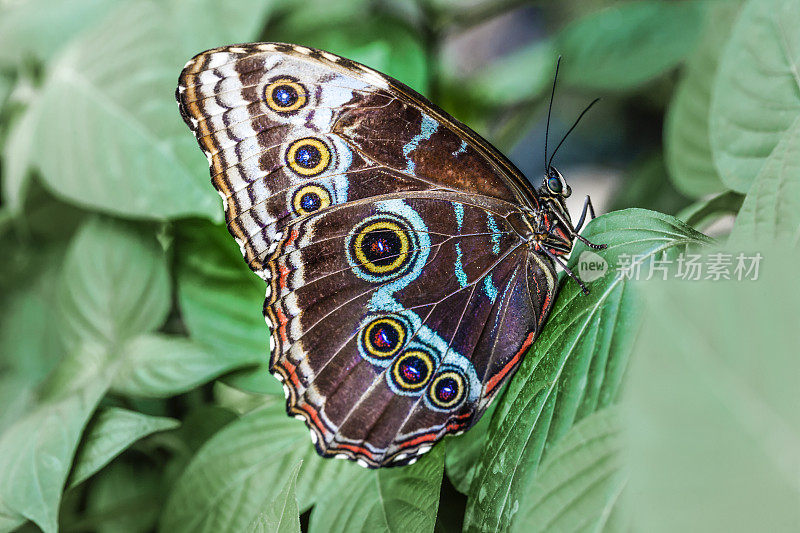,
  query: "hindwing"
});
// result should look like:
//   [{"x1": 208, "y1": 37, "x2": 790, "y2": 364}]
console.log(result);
[{"x1": 176, "y1": 43, "x2": 557, "y2": 467}]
